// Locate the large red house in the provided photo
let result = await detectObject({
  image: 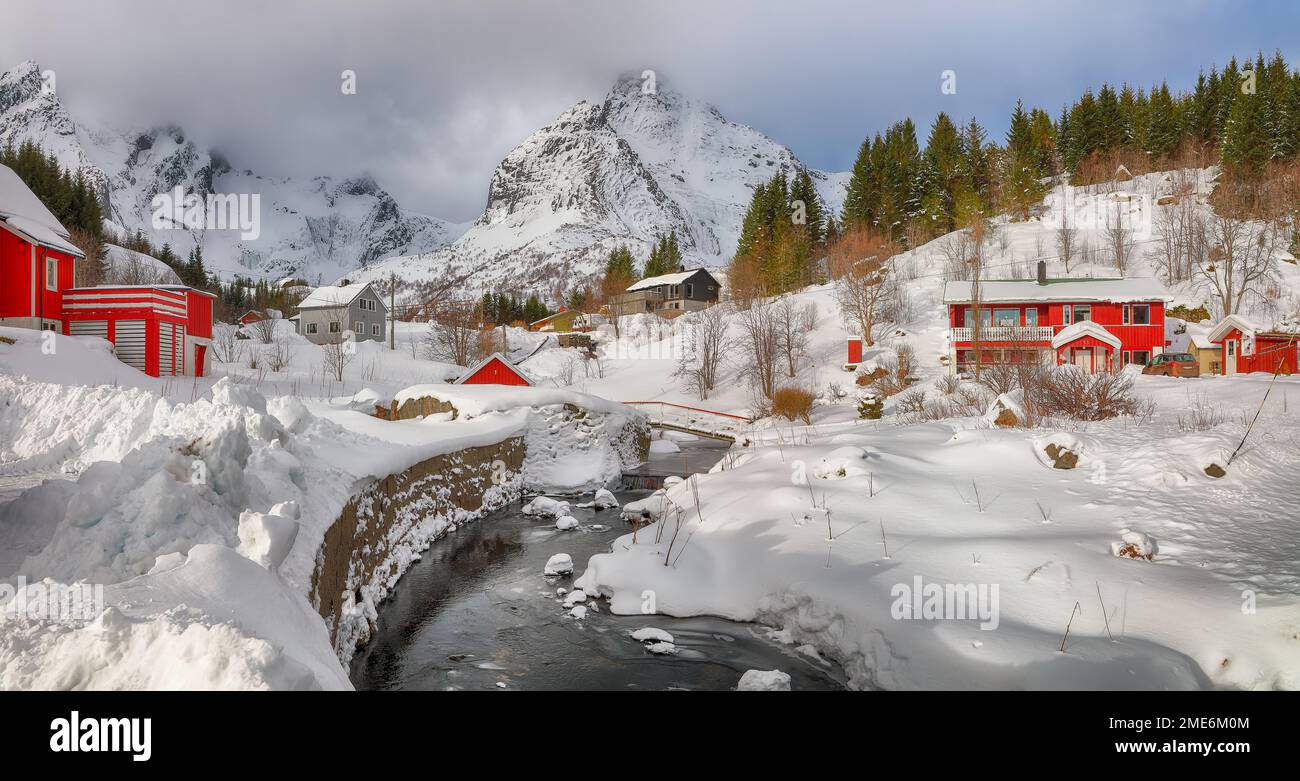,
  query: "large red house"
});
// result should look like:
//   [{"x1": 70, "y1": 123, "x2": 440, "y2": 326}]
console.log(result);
[
  {"x1": 1, "y1": 162, "x2": 213, "y2": 377},
  {"x1": 943, "y1": 264, "x2": 1171, "y2": 373}
]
